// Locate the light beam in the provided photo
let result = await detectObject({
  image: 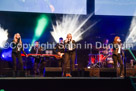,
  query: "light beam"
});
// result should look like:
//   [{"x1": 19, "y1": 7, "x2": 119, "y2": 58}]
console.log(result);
[
  {"x1": 51, "y1": 13, "x2": 98, "y2": 43},
  {"x1": 125, "y1": 16, "x2": 136, "y2": 61},
  {"x1": 125, "y1": 16, "x2": 136, "y2": 46},
  {"x1": 29, "y1": 14, "x2": 49, "y2": 51},
  {"x1": 0, "y1": 26, "x2": 8, "y2": 48}
]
